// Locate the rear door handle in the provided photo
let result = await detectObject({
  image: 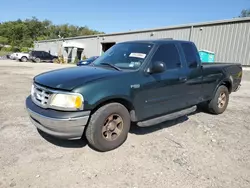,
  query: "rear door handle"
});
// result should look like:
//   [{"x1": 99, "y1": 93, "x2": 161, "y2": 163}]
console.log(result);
[{"x1": 179, "y1": 77, "x2": 187, "y2": 81}]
